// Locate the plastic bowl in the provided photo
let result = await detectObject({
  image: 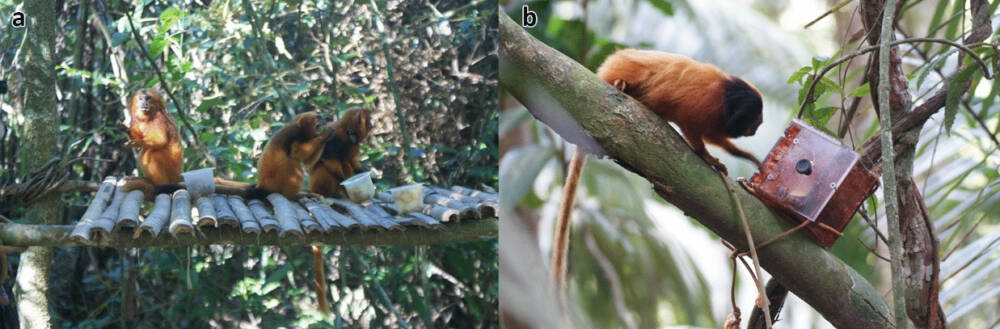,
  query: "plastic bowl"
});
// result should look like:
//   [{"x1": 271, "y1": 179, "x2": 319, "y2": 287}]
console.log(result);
[
  {"x1": 390, "y1": 184, "x2": 424, "y2": 213},
  {"x1": 340, "y1": 171, "x2": 375, "y2": 203}
]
